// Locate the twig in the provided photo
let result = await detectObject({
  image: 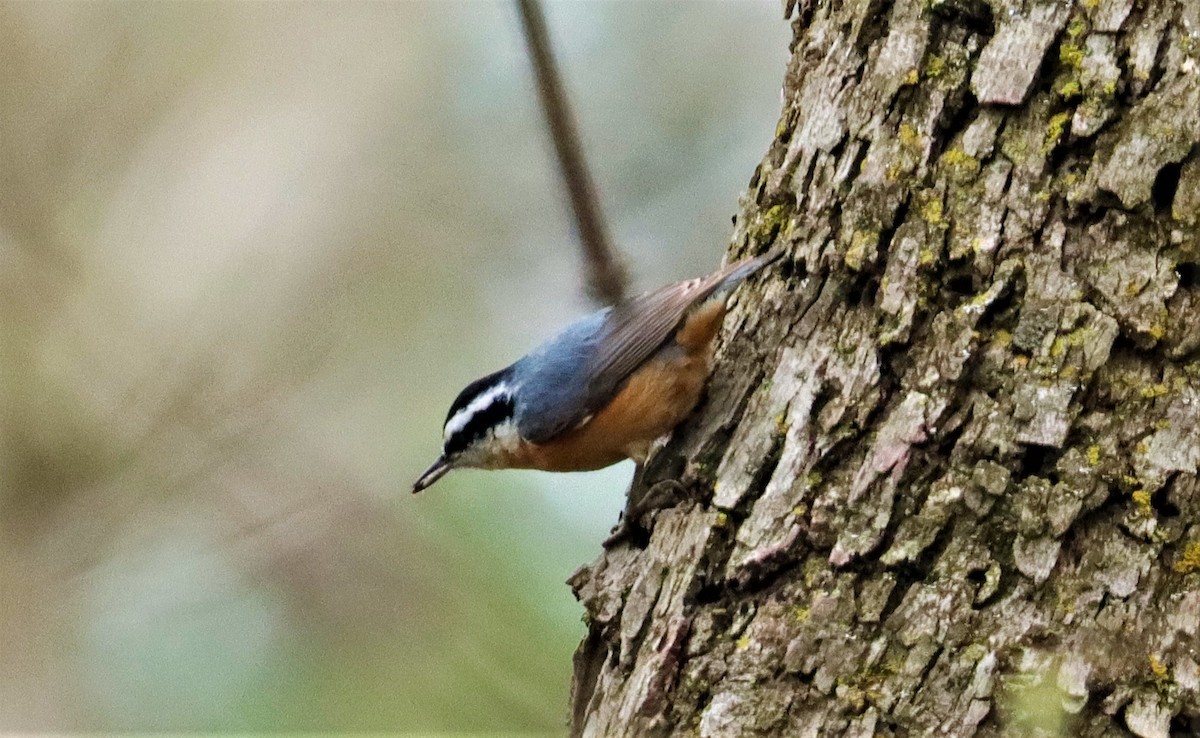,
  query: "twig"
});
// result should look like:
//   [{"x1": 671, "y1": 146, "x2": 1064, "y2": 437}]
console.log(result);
[{"x1": 515, "y1": 0, "x2": 629, "y2": 306}]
